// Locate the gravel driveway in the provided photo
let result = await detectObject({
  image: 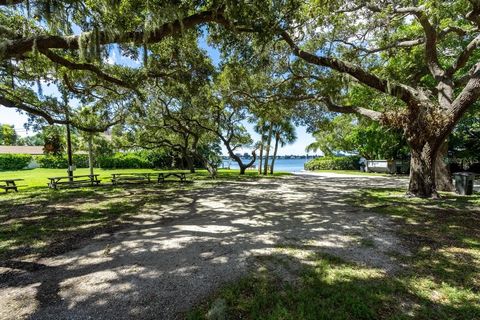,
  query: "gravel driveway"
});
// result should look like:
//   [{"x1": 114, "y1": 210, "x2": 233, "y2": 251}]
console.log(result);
[{"x1": 0, "y1": 174, "x2": 409, "y2": 320}]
